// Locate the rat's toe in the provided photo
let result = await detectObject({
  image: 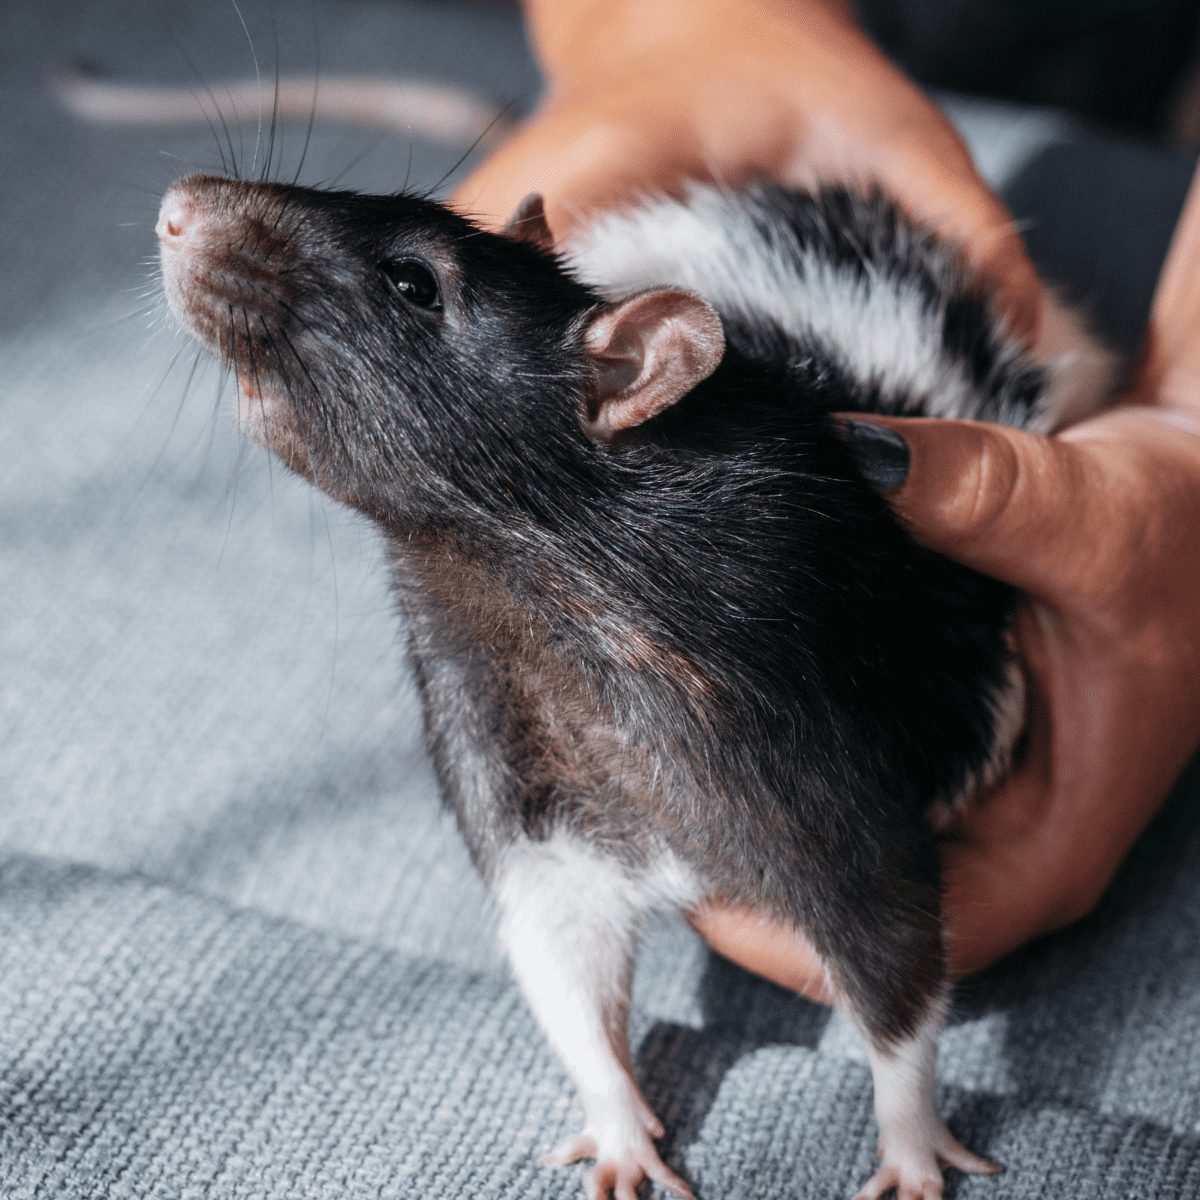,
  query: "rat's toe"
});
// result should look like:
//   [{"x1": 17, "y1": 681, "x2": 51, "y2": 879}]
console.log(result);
[
  {"x1": 580, "y1": 1155, "x2": 692, "y2": 1200},
  {"x1": 546, "y1": 1127, "x2": 692, "y2": 1200},
  {"x1": 543, "y1": 1133, "x2": 597, "y2": 1167},
  {"x1": 937, "y1": 1133, "x2": 1001, "y2": 1176},
  {"x1": 853, "y1": 1163, "x2": 943, "y2": 1200}
]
